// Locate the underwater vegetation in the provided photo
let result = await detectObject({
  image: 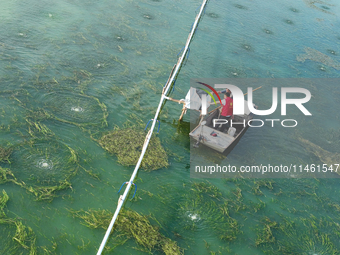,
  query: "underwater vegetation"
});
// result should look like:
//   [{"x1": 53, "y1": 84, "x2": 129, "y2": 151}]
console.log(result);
[
  {"x1": 0, "y1": 190, "x2": 9, "y2": 218},
  {"x1": 72, "y1": 208, "x2": 183, "y2": 254},
  {"x1": 0, "y1": 164, "x2": 74, "y2": 202},
  {"x1": 297, "y1": 47, "x2": 340, "y2": 70},
  {"x1": 0, "y1": 147, "x2": 13, "y2": 163},
  {"x1": 169, "y1": 178, "x2": 340, "y2": 253},
  {"x1": 40, "y1": 91, "x2": 108, "y2": 128},
  {"x1": 0, "y1": 218, "x2": 38, "y2": 255},
  {"x1": 0, "y1": 138, "x2": 78, "y2": 202},
  {"x1": 299, "y1": 137, "x2": 340, "y2": 175},
  {"x1": 233, "y1": 4, "x2": 248, "y2": 10},
  {"x1": 11, "y1": 139, "x2": 78, "y2": 183},
  {"x1": 0, "y1": 191, "x2": 58, "y2": 254},
  {"x1": 256, "y1": 215, "x2": 340, "y2": 254},
  {"x1": 98, "y1": 127, "x2": 168, "y2": 171},
  {"x1": 206, "y1": 12, "x2": 219, "y2": 19},
  {"x1": 303, "y1": 0, "x2": 335, "y2": 15},
  {"x1": 175, "y1": 181, "x2": 249, "y2": 243}
]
